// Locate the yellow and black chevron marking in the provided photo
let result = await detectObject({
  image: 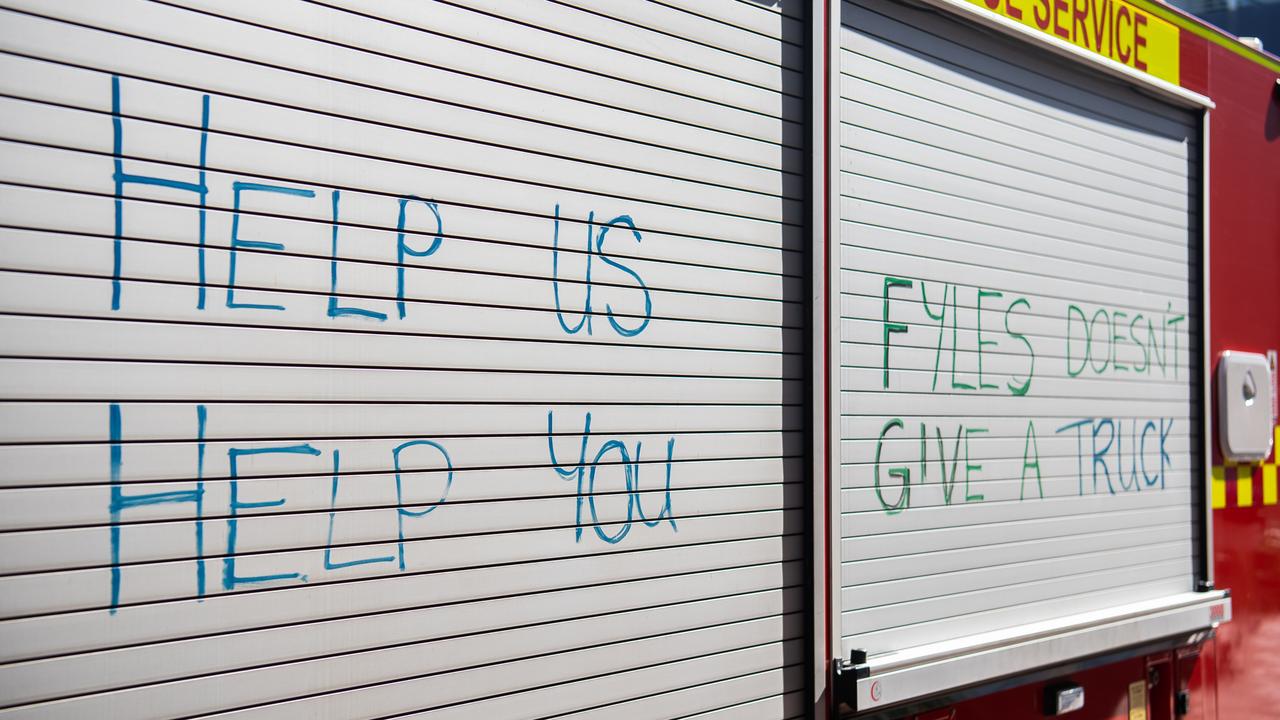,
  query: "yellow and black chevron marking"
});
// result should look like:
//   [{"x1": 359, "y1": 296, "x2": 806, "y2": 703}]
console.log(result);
[{"x1": 1212, "y1": 425, "x2": 1280, "y2": 509}]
